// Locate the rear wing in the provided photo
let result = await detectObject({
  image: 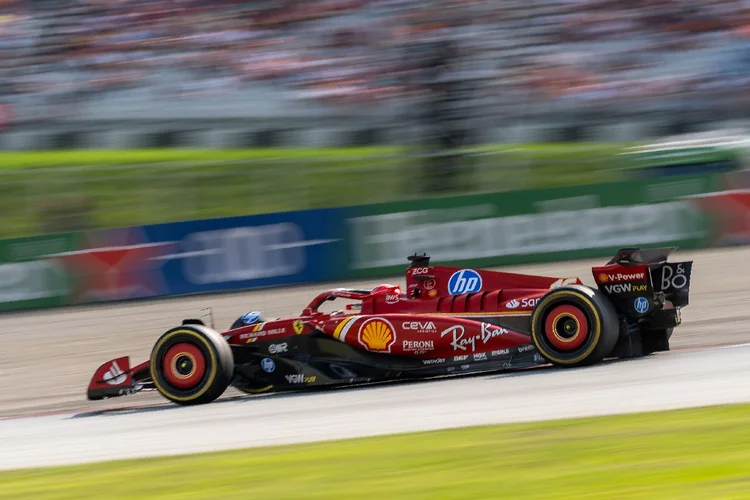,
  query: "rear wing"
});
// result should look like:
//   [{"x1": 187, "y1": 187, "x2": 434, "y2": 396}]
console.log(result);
[
  {"x1": 606, "y1": 247, "x2": 676, "y2": 266},
  {"x1": 595, "y1": 247, "x2": 693, "y2": 309}
]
